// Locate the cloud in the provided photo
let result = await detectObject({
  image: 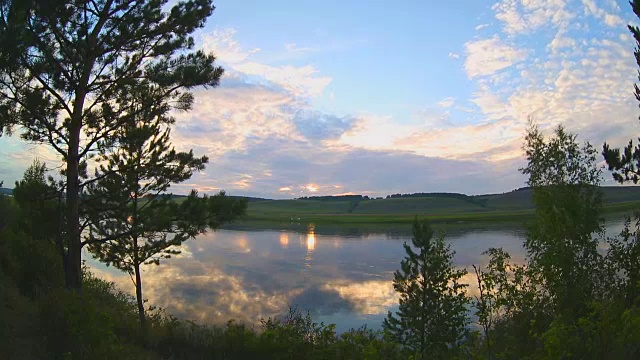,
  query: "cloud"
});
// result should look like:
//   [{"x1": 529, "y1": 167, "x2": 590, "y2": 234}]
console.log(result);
[
  {"x1": 549, "y1": 34, "x2": 577, "y2": 51},
  {"x1": 200, "y1": 28, "x2": 332, "y2": 98},
  {"x1": 581, "y1": 0, "x2": 624, "y2": 27},
  {"x1": 394, "y1": 118, "x2": 524, "y2": 162},
  {"x1": 170, "y1": 83, "x2": 301, "y2": 158},
  {"x1": 457, "y1": 0, "x2": 637, "y2": 174},
  {"x1": 188, "y1": 136, "x2": 526, "y2": 197},
  {"x1": 464, "y1": 36, "x2": 528, "y2": 78},
  {"x1": 448, "y1": 52, "x2": 460, "y2": 59},
  {"x1": 0, "y1": 138, "x2": 64, "y2": 184},
  {"x1": 492, "y1": 0, "x2": 574, "y2": 34},
  {"x1": 437, "y1": 97, "x2": 455, "y2": 108},
  {"x1": 284, "y1": 42, "x2": 317, "y2": 55},
  {"x1": 322, "y1": 280, "x2": 397, "y2": 315},
  {"x1": 293, "y1": 110, "x2": 357, "y2": 141},
  {"x1": 200, "y1": 28, "x2": 261, "y2": 64}
]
